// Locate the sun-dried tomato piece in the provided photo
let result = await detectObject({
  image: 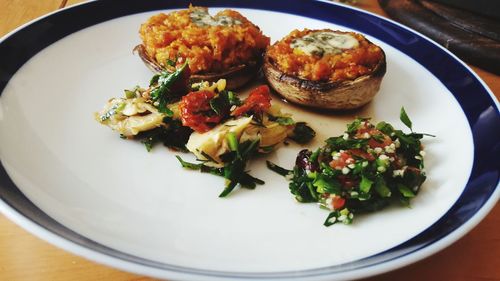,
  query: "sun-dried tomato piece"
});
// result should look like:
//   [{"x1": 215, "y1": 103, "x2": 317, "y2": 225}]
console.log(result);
[
  {"x1": 179, "y1": 90, "x2": 223, "y2": 133},
  {"x1": 231, "y1": 85, "x2": 271, "y2": 116}
]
